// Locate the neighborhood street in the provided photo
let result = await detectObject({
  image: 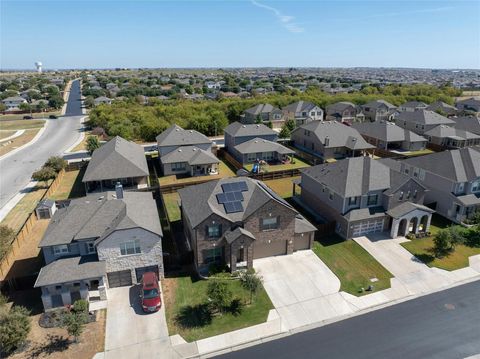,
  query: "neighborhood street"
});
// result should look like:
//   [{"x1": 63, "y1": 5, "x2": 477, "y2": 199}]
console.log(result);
[
  {"x1": 0, "y1": 79, "x2": 84, "y2": 209},
  {"x1": 216, "y1": 280, "x2": 480, "y2": 359}
]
